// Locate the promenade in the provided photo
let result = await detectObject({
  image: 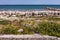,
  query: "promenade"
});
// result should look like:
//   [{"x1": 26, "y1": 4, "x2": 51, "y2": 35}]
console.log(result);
[{"x1": 0, "y1": 34, "x2": 59, "y2": 40}]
